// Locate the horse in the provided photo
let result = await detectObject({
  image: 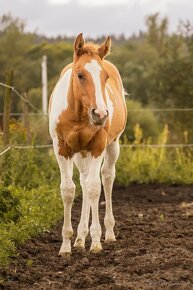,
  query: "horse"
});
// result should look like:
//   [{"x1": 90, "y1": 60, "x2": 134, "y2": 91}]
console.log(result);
[{"x1": 49, "y1": 33, "x2": 127, "y2": 256}]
